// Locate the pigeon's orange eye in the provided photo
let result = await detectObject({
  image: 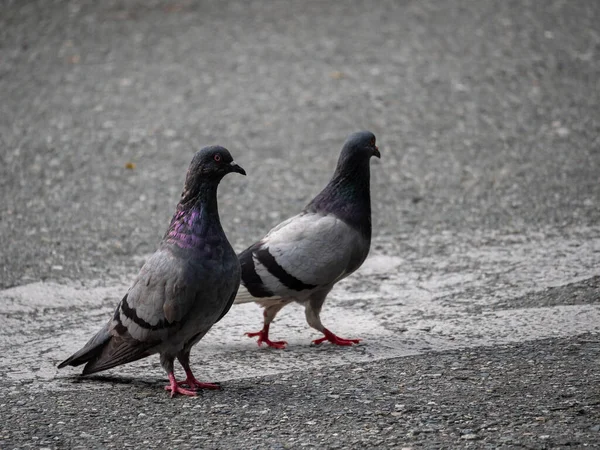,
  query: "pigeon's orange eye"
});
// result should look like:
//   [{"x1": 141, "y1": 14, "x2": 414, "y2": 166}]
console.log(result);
[{"x1": 214, "y1": 154, "x2": 222, "y2": 162}]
